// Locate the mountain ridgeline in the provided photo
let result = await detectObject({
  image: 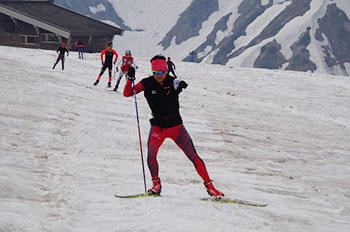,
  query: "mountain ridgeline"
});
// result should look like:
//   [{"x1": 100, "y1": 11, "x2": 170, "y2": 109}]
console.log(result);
[{"x1": 54, "y1": 0, "x2": 350, "y2": 76}]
